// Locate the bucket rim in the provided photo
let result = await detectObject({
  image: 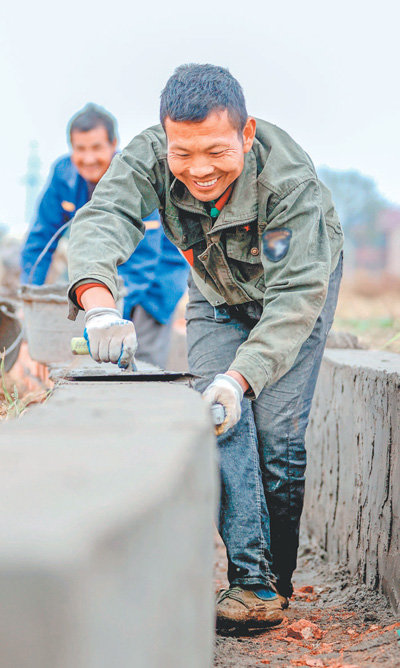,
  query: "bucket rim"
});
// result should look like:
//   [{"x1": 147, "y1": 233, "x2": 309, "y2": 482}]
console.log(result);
[{"x1": 20, "y1": 282, "x2": 69, "y2": 304}]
